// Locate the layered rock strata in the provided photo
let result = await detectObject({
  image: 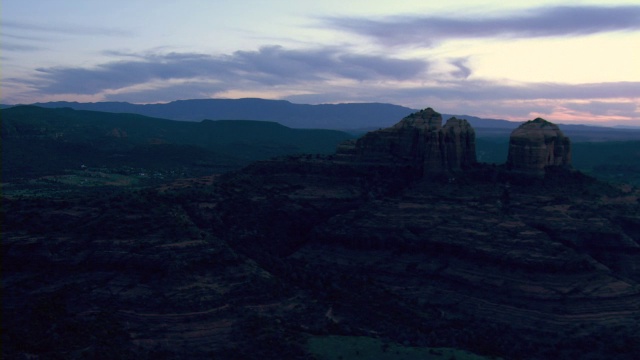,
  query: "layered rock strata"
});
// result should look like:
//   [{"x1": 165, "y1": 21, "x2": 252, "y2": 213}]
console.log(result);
[
  {"x1": 507, "y1": 118, "x2": 571, "y2": 173},
  {"x1": 338, "y1": 108, "x2": 476, "y2": 174}
]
